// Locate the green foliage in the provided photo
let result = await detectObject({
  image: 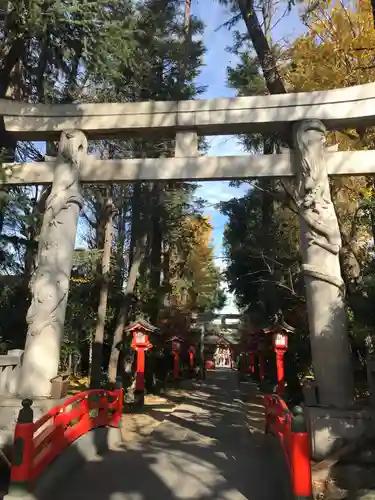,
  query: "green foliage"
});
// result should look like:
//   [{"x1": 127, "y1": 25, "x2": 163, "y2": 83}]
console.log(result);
[
  {"x1": 221, "y1": 186, "x2": 301, "y2": 316},
  {"x1": 0, "y1": 0, "x2": 223, "y2": 382}
]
